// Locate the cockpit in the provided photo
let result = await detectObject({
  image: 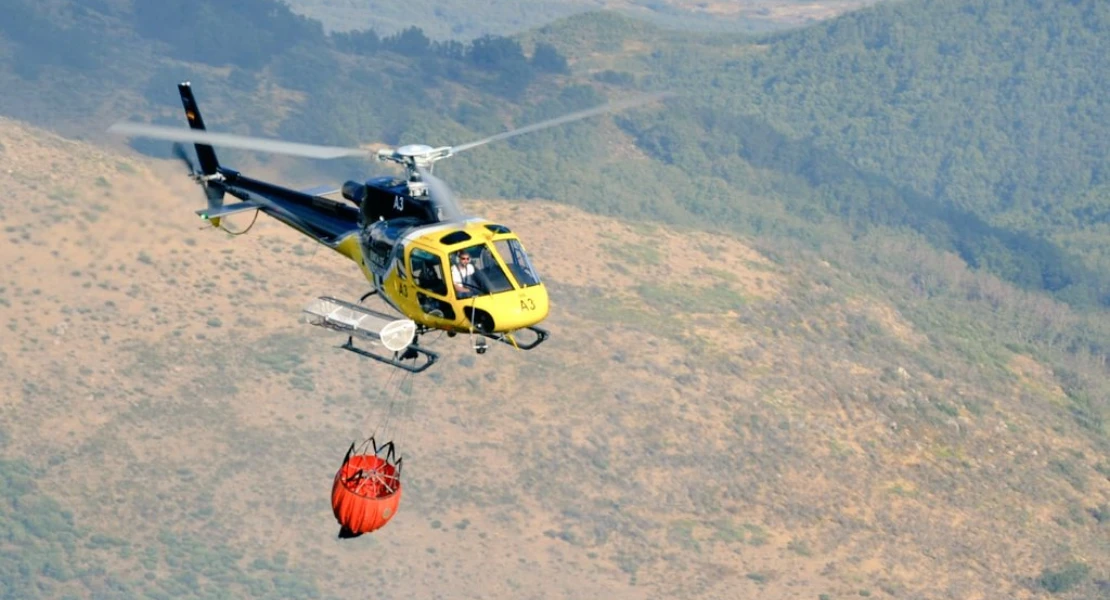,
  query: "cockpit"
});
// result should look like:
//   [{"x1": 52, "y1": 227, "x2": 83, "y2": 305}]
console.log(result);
[
  {"x1": 447, "y1": 237, "x2": 541, "y2": 299},
  {"x1": 392, "y1": 221, "x2": 549, "y2": 333}
]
